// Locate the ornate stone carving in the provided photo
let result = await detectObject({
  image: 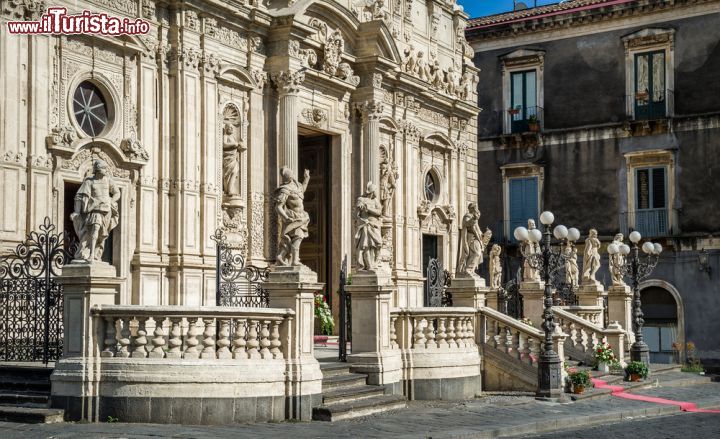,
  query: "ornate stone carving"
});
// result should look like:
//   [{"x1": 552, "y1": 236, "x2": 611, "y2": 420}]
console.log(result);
[
  {"x1": 609, "y1": 233, "x2": 627, "y2": 286},
  {"x1": 456, "y1": 203, "x2": 491, "y2": 278},
  {"x1": 71, "y1": 159, "x2": 120, "y2": 263},
  {"x1": 445, "y1": 63, "x2": 460, "y2": 97},
  {"x1": 430, "y1": 13, "x2": 440, "y2": 40},
  {"x1": 274, "y1": 167, "x2": 310, "y2": 267},
  {"x1": 249, "y1": 35, "x2": 264, "y2": 54},
  {"x1": 271, "y1": 71, "x2": 305, "y2": 95},
  {"x1": 2, "y1": 150, "x2": 25, "y2": 164},
  {"x1": 565, "y1": 242, "x2": 579, "y2": 287},
  {"x1": 204, "y1": 17, "x2": 218, "y2": 37},
  {"x1": 355, "y1": 100, "x2": 384, "y2": 123},
  {"x1": 222, "y1": 207, "x2": 248, "y2": 256},
  {"x1": 354, "y1": 0, "x2": 389, "y2": 22},
  {"x1": 522, "y1": 219, "x2": 541, "y2": 282},
  {"x1": 373, "y1": 73, "x2": 383, "y2": 89},
  {"x1": 2, "y1": 0, "x2": 46, "y2": 20},
  {"x1": 30, "y1": 155, "x2": 53, "y2": 169},
  {"x1": 46, "y1": 126, "x2": 77, "y2": 150},
  {"x1": 250, "y1": 191, "x2": 265, "y2": 258},
  {"x1": 142, "y1": 0, "x2": 155, "y2": 20},
  {"x1": 184, "y1": 10, "x2": 199, "y2": 31},
  {"x1": 62, "y1": 148, "x2": 130, "y2": 179},
  {"x1": 222, "y1": 105, "x2": 246, "y2": 197},
  {"x1": 251, "y1": 69, "x2": 268, "y2": 90},
  {"x1": 120, "y1": 129, "x2": 149, "y2": 161},
  {"x1": 489, "y1": 244, "x2": 503, "y2": 289},
  {"x1": 323, "y1": 29, "x2": 344, "y2": 76},
  {"x1": 400, "y1": 120, "x2": 421, "y2": 144},
  {"x1": 201, "y1": 53, "x2": 221, "y2": 75},
  {"x1": 336, "y1": 63, "x2": 360, "y2": 86},
  {"x1": 290, "y1": 41, "x2": 317, "y2": 69},
  {"x1": 301, "y1": 108, "x2": 327, "y2": 127},
  {"x1": 379, "y1": 145, "x2": 398, "y2": 217},
  {"x1": 582, "y1": 228, "x2": 602, "y2": 285},
  {"x1": 355, "y1": 182, "x2": 383, "y2": 272}
]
